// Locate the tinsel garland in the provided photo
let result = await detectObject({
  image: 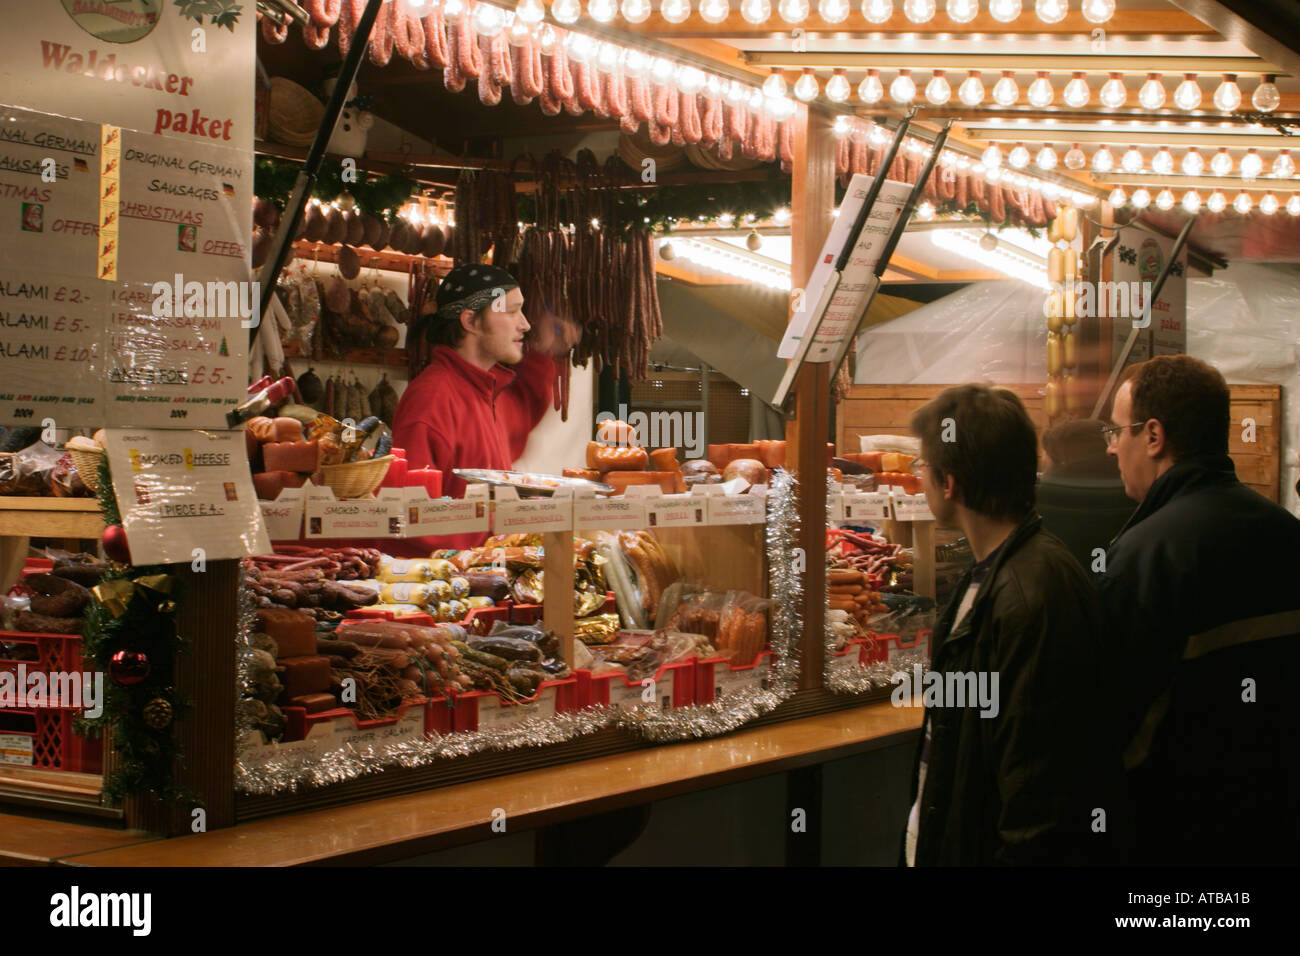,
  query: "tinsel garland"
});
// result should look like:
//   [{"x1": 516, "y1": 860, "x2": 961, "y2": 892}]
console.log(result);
[{"x1": 234, "y1": 470, "x2": 805, "y2": 795}]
